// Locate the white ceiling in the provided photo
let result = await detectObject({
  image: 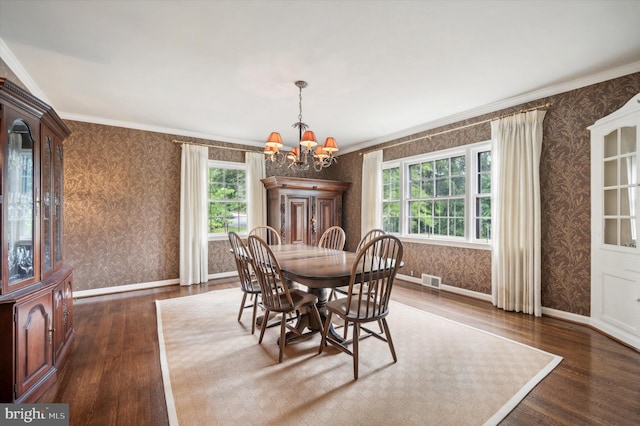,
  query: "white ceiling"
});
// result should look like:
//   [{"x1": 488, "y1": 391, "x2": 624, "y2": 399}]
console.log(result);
[{"x1": 1, "y1": 0, "x2": 640, "y2": 154}]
